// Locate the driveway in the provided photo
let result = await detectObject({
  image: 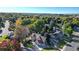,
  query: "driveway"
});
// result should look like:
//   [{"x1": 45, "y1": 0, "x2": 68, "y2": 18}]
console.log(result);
[{"x1": 0, "y1": 20, "x2": 10, "y2": 36}]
